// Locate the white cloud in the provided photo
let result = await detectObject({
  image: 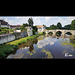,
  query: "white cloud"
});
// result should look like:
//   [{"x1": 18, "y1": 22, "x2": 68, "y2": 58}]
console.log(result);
[
  {"x1": 45, "y1": 17, "x2": 51, "y2": 21},
  {"x1": 37, "y1": 38, "x2": 56, "y2": 48},
  {"x1": 4, "y1": 18, "x2": 14, "y2": 25}
]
